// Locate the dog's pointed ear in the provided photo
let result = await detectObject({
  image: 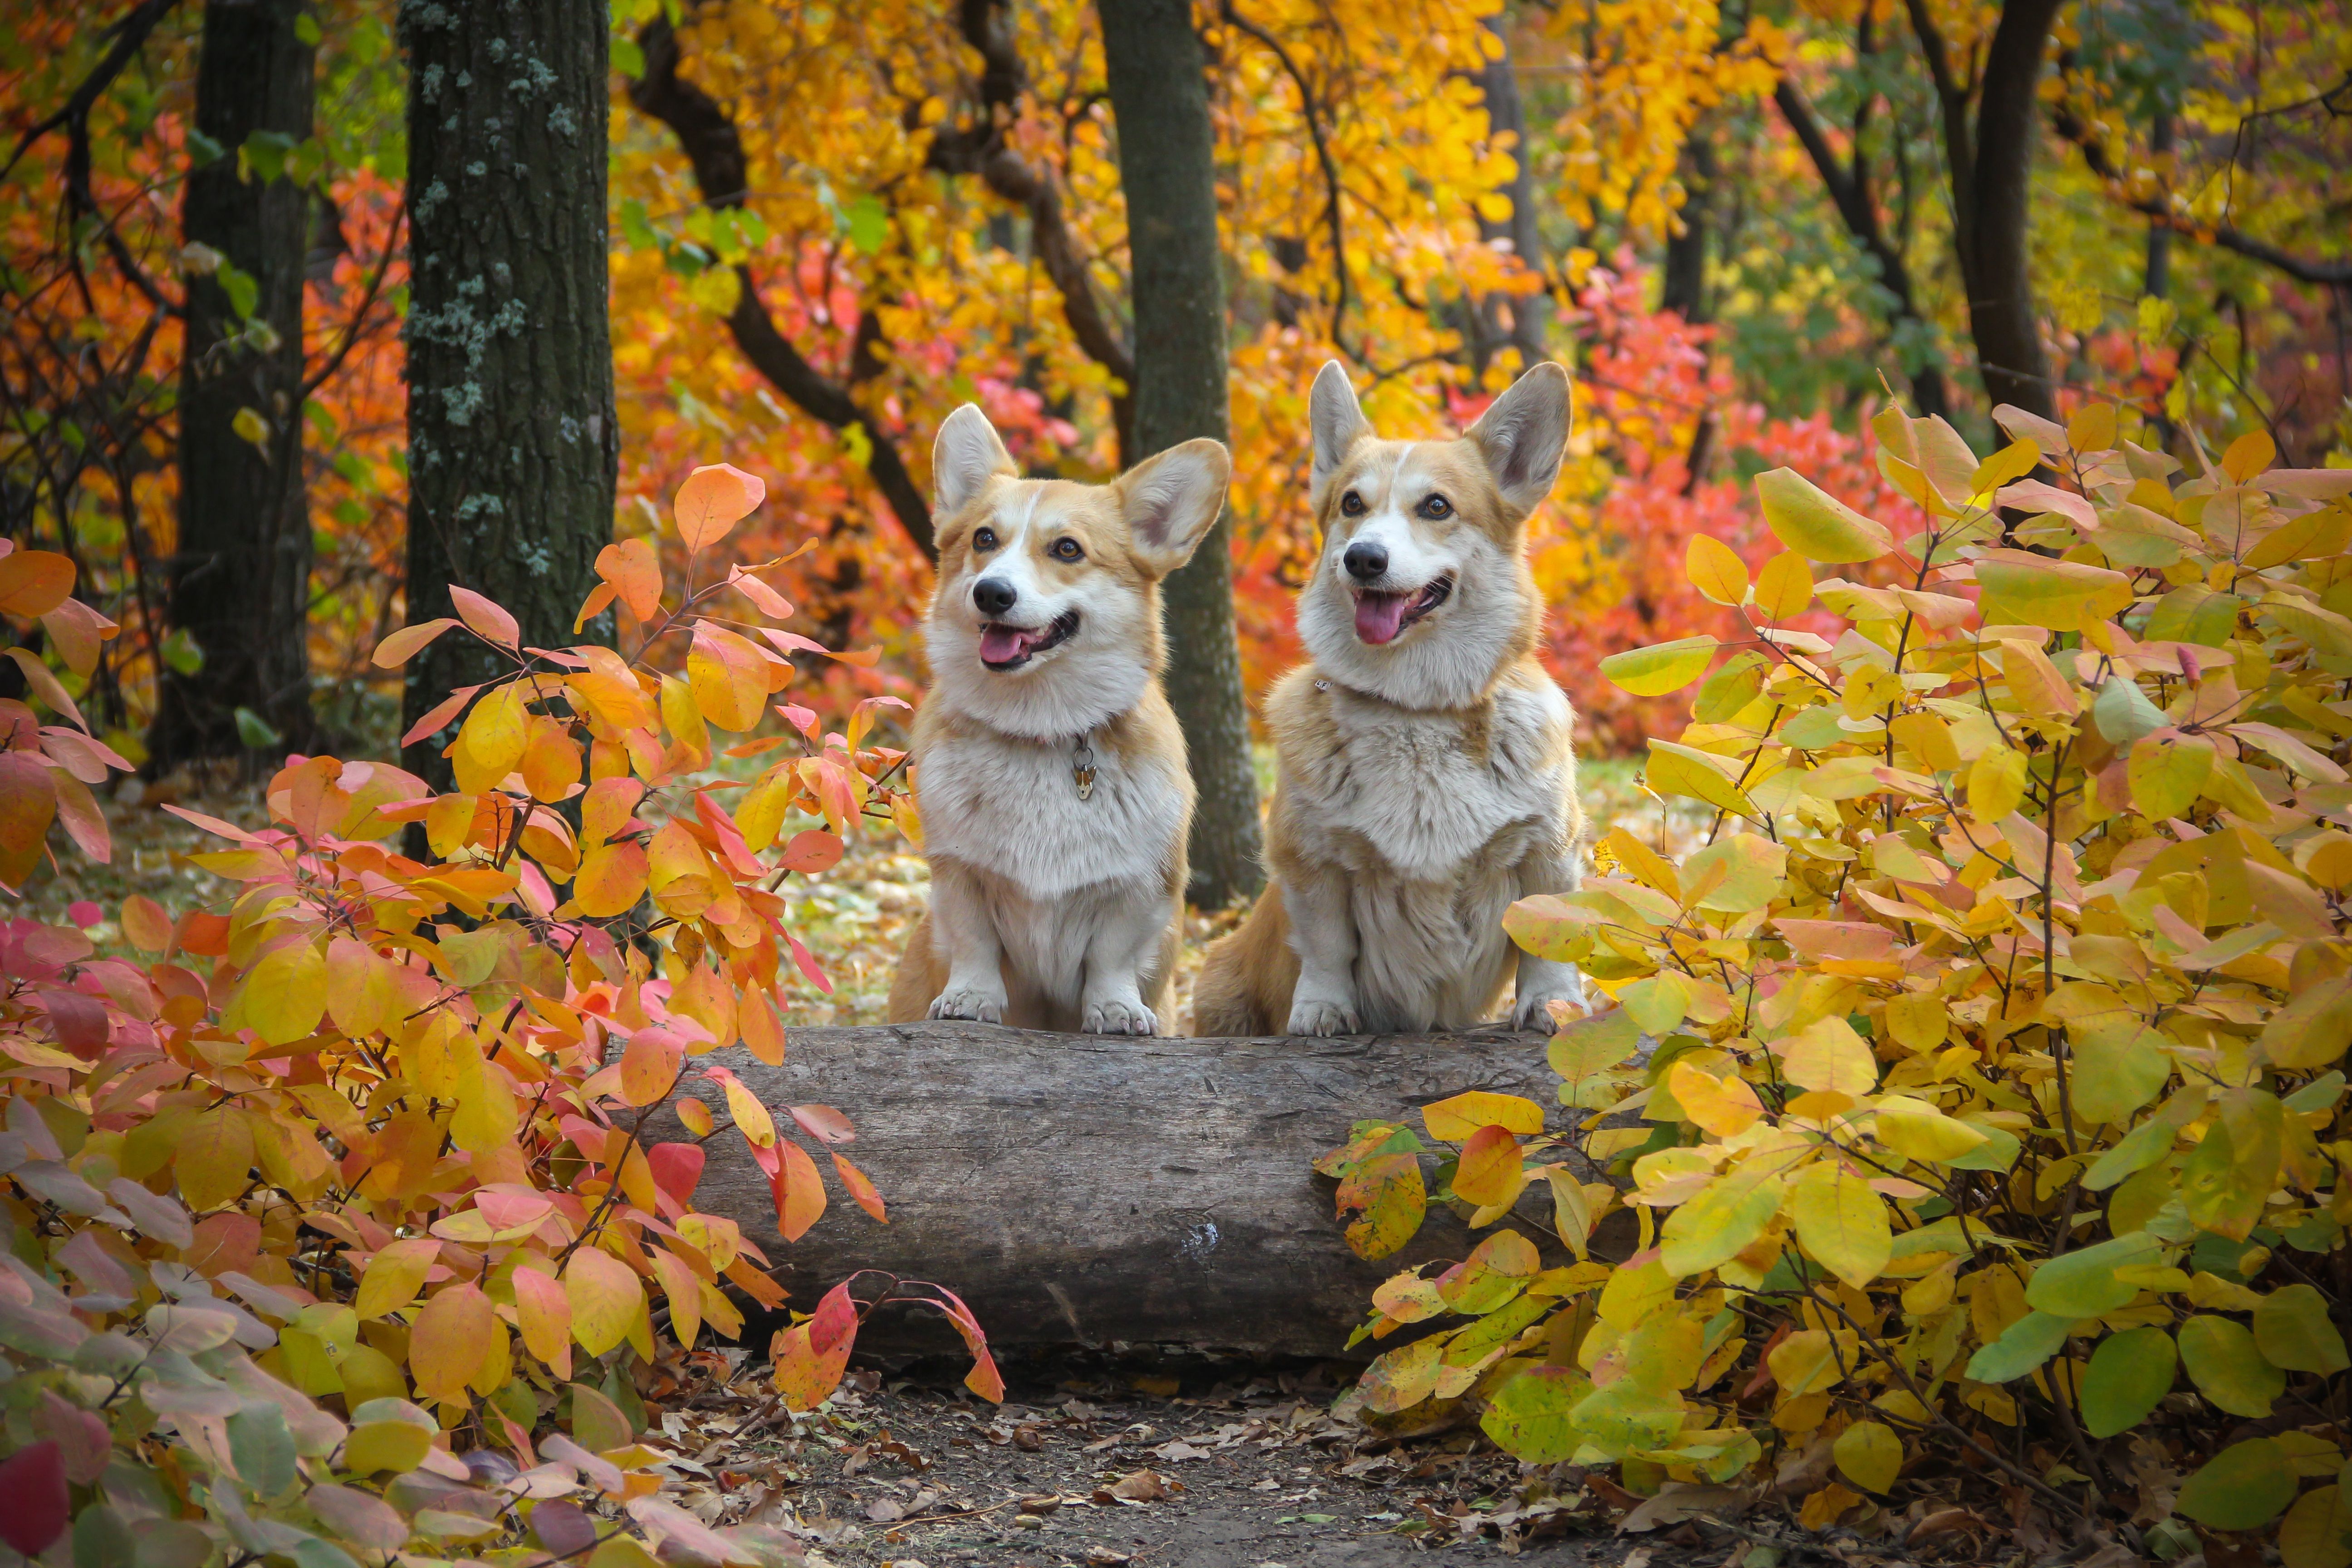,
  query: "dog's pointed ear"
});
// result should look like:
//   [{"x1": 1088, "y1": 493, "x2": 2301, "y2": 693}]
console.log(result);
[
  {"x1": 1468, "y1": 362, "x2": 1572, "y2": 516},
  {"x1": 1308, "y1": 360, "x2": 1370, "y2": 510},
  {"x1": 1118, "y1": 439, "x2": 1231, "y2": 577},
  {"x1": 932, "y1": 403, "x2": 1017, "y2": 516}
]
